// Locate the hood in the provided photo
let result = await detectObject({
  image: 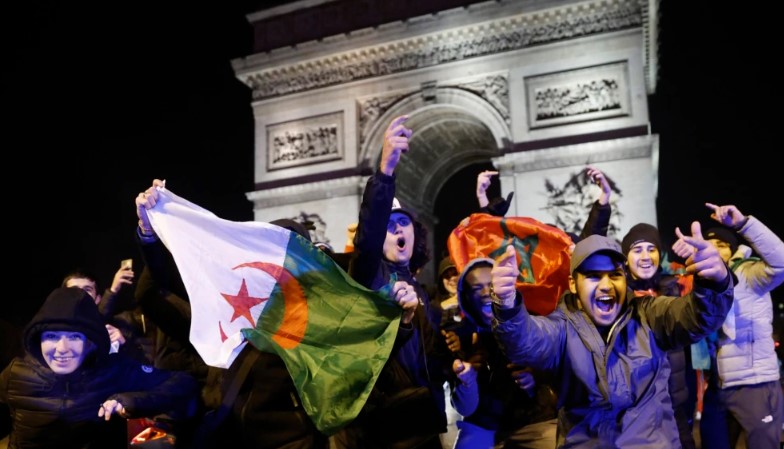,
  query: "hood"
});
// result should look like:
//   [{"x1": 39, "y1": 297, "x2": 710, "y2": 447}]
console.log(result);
[
  {"x1": 456, "y1": 257, "x2": 495, "y2": 331},
  {"x1": 24, "y1": 287, "x2": 111, "y2": 367}
]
